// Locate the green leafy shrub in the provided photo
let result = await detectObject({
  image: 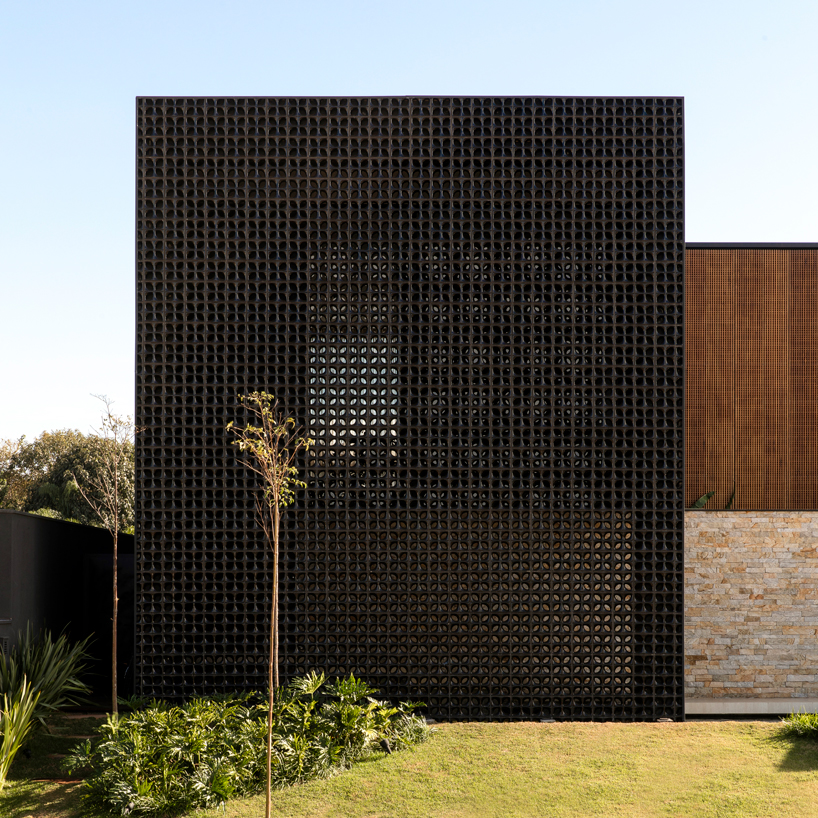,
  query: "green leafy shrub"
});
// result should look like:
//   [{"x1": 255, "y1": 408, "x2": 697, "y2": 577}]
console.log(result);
[
  {"x1": 0, "y1": 625, "x2": 92, "y2": 728},
  {"x1": 65, "y1": 671, "x2": 431, "y2": 816},
  {"x1": 780, "y1": 711, "x2": 818, "y2": 738},
  {"x1": 116, "y1": 694, "x2": 154, "y2": 713},
  {"x1": 28, "y1": 507, "x2": 62, "y2": 519},
  {"x1": 0, "y1": 676, "x2": 40, "y2": 790}
]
